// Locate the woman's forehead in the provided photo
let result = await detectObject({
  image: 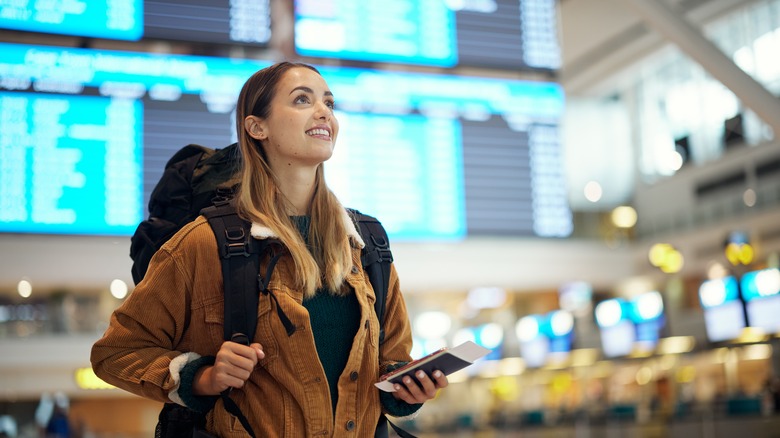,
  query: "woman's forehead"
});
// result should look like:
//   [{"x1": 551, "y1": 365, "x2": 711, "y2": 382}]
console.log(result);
[{"x1": 278, "y1": 67, "x2": 330, "y2": 93}]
